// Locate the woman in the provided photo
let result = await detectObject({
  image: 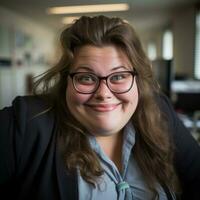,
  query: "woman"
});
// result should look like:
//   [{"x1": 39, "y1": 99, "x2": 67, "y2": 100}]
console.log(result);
[{"x1": 0, "y1": 16, "x2": 200, "y2": 200}]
